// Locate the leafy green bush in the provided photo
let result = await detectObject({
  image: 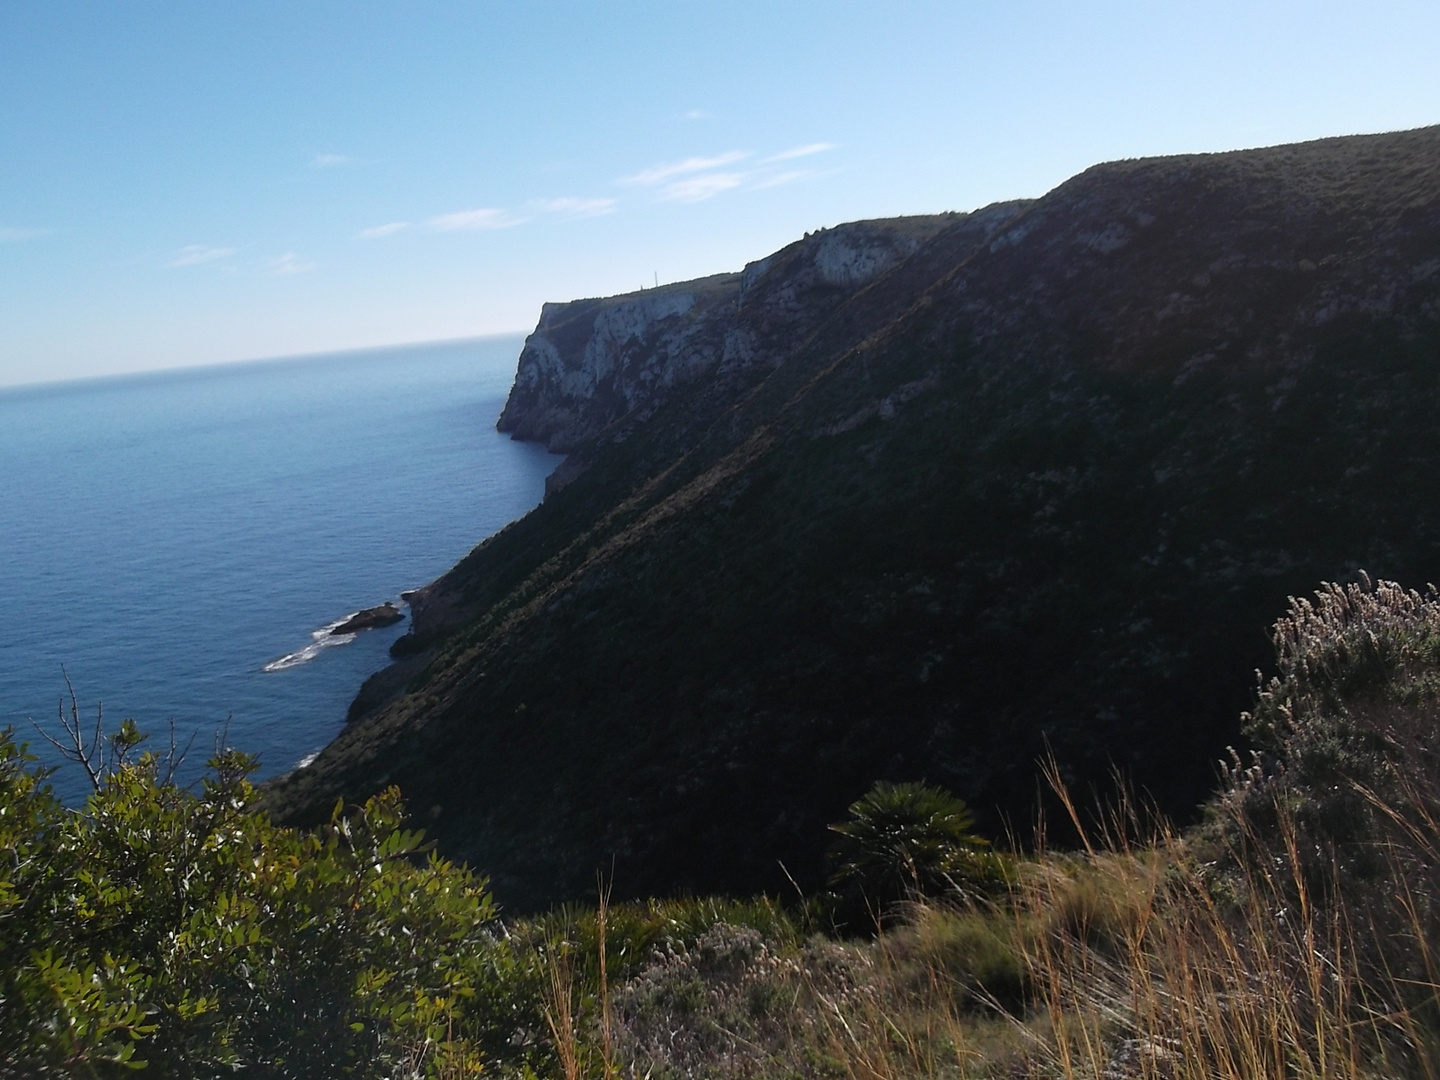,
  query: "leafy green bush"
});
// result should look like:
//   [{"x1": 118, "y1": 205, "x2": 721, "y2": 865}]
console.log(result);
[{"x1": 0, "y1": 726, "x2": 546, "y2": 1078}]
